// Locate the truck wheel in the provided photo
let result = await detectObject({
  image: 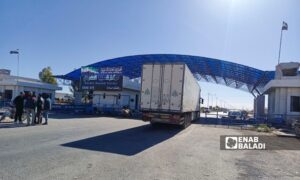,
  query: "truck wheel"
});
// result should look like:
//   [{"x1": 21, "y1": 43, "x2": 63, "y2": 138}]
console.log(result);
[
  {"x1": 182, "y1": 113, "x2": 191, "y2": 129},
  {"x1": 150, "y1": 121, "x2": 158, "y2": 127},
  {"x1": 183, "y1": 119, "x2": 188, "y2": 129}
]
